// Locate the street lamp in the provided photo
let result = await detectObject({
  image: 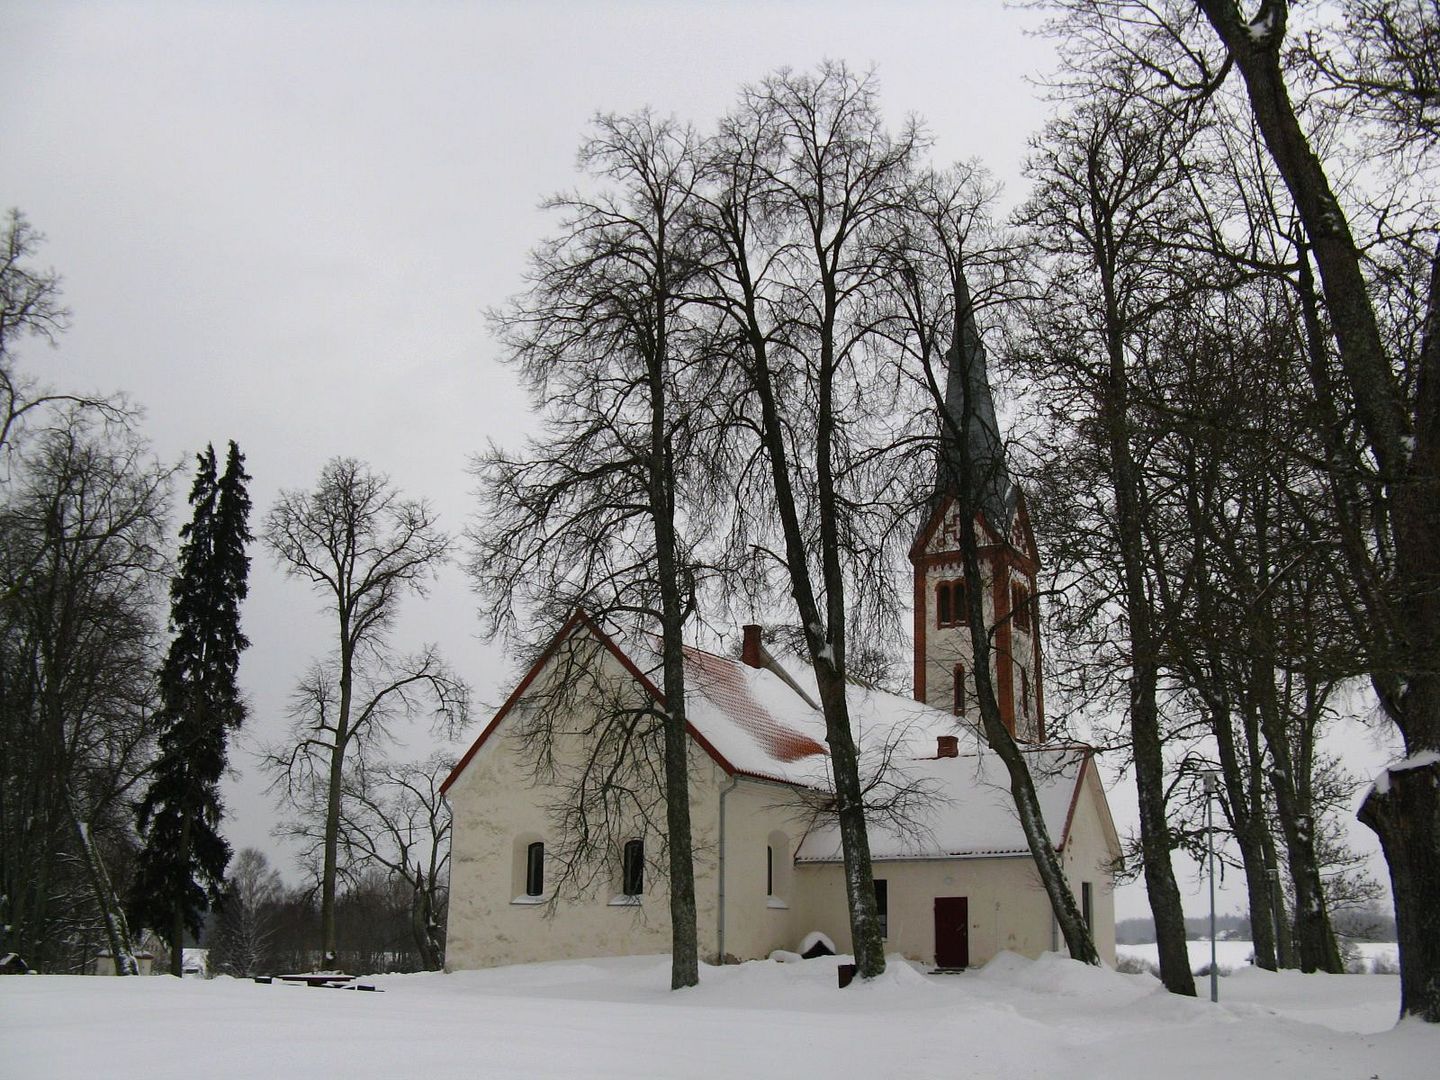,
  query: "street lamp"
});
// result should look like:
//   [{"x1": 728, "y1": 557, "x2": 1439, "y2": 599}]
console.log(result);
[{"x1": 1202, "y1": 771, "x2": 1220, "y2": 1003}]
